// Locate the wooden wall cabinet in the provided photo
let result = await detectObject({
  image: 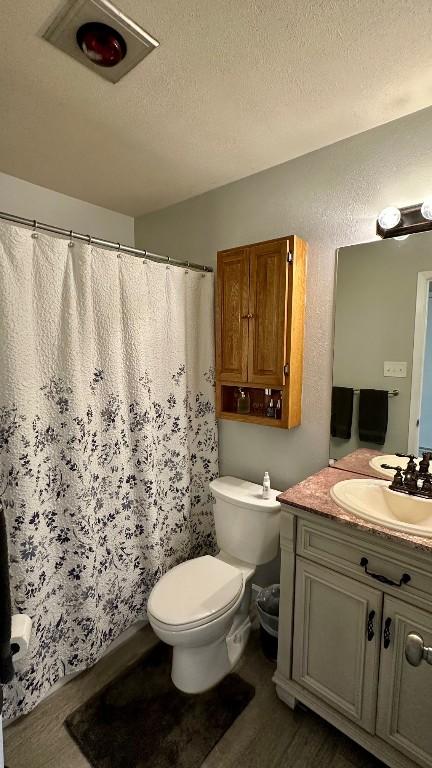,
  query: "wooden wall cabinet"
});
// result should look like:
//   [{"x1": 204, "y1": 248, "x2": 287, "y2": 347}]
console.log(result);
[{"x1": 215, "y1": 235, "x2": 307, "y2": 429}]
